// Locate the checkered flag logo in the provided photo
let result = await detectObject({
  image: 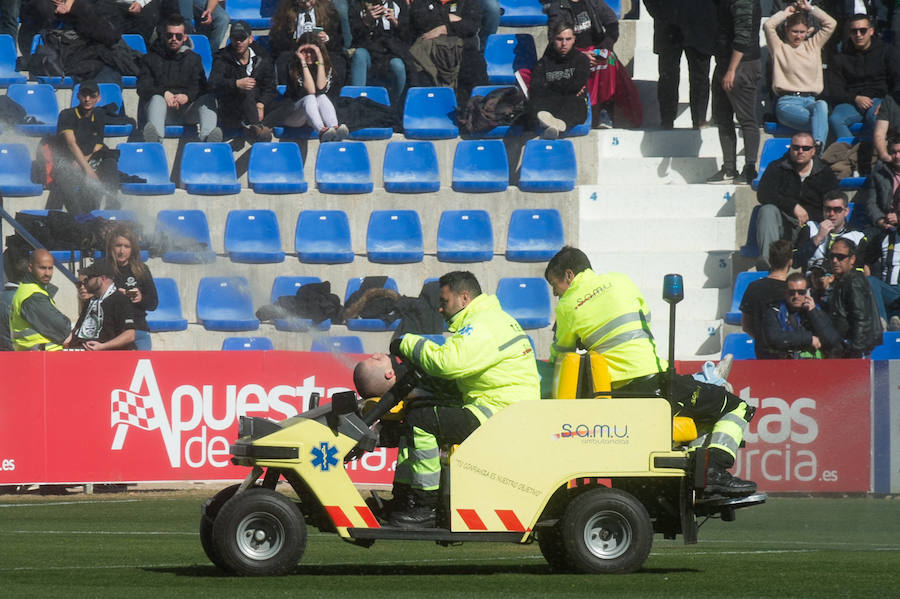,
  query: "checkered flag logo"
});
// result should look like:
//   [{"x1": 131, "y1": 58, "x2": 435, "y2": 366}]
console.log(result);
[{"x1": 111, "y1": 389, "x2": 162, "y2": 431}]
